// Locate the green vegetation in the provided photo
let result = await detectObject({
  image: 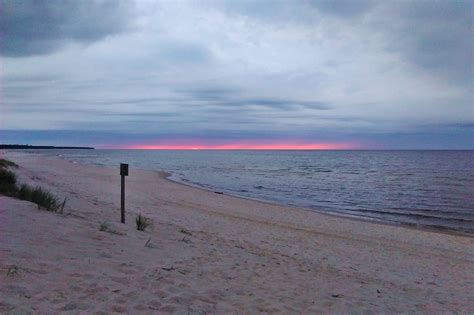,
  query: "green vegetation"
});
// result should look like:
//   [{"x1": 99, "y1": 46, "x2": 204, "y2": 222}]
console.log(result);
[
  {"x1": 59, "y1": 197, "x2": 67, "y2": 214},
  {"x1": 136, "y1": 213, "x2": 151, "y2": 231},
  {"x1": 99, "y1": 221, "x2": 124, "y2": 235},
  {"x1": 99, "y1": 221, "x2": 110, "y2": 232},
  {"x1": 0, "y1": 158, "x2": 18, "y2": 169},
  {"x1": 0, "y1": 168, "x2": 18, "y2": 196},
  {"x1": 17, "y1": 185, "x2": 60, "y2": 211},
  {"x1": 0, "y1": 158, "x2": 61, "y2": 212}
]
